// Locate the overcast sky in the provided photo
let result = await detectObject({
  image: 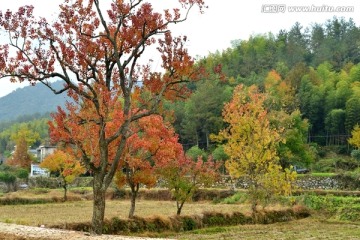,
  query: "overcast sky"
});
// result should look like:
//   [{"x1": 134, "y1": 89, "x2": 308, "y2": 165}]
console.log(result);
[{"x1": 0, "y1": 0, "x2": 359, "y2": 97}]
